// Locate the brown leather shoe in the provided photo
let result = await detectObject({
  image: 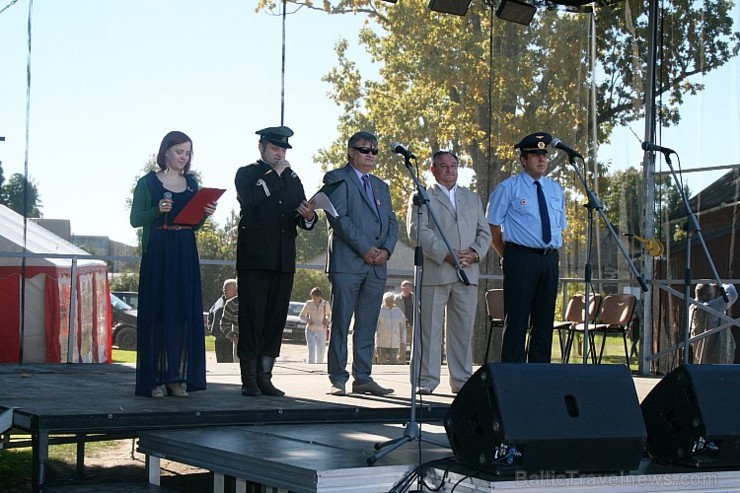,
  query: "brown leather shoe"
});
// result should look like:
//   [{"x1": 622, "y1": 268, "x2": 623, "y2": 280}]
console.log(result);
[{"x1": 352, "y1": 380, "x2": 394, "y2": 396}]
